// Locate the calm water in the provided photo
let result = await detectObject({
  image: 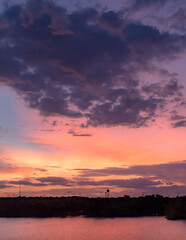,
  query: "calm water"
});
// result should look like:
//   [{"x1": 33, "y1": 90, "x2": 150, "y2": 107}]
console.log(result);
[{"x1": 0, "y1": 217, "x2": 185, "y2": 240}]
